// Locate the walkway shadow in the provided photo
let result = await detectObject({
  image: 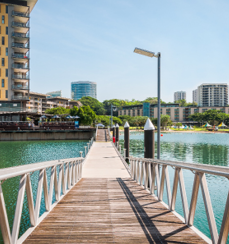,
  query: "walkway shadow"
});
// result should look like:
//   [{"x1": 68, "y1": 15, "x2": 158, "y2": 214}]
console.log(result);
[{"x1": 117, "y1": 178, "x2": 190, "y2": 244}]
